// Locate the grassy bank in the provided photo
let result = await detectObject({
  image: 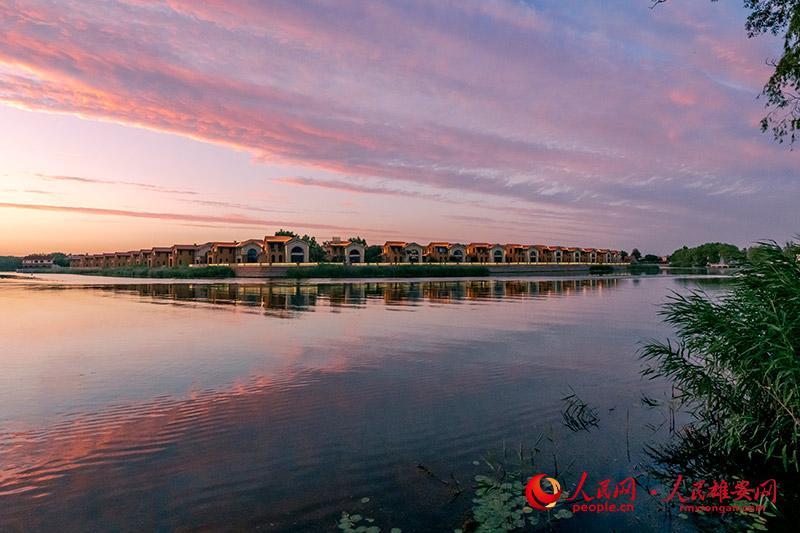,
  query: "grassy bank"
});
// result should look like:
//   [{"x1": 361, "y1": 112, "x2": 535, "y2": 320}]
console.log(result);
[
  {"x1": 285, "y1": 263, "x2": 490, "y2": 279},
  {"x1": 75, "y1": 266, "x2": 235, "y2": 278}
]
